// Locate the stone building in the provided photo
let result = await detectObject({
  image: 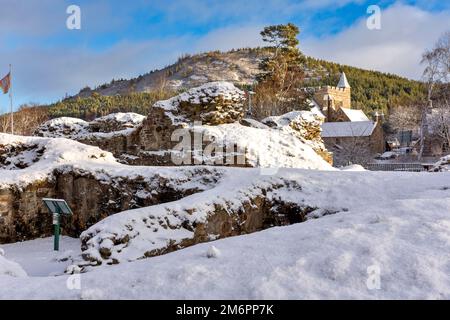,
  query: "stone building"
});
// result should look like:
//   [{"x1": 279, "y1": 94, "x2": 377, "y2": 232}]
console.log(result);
[
  {"x1": 309, "y1": 72, "x2": 385, "y2": 166},
  {"x1": 321, "y1": 117, "x2": 385, "y2": 166},
  {"x1": 312, "y1": 72, "x2": 352, "y2": 122}
]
